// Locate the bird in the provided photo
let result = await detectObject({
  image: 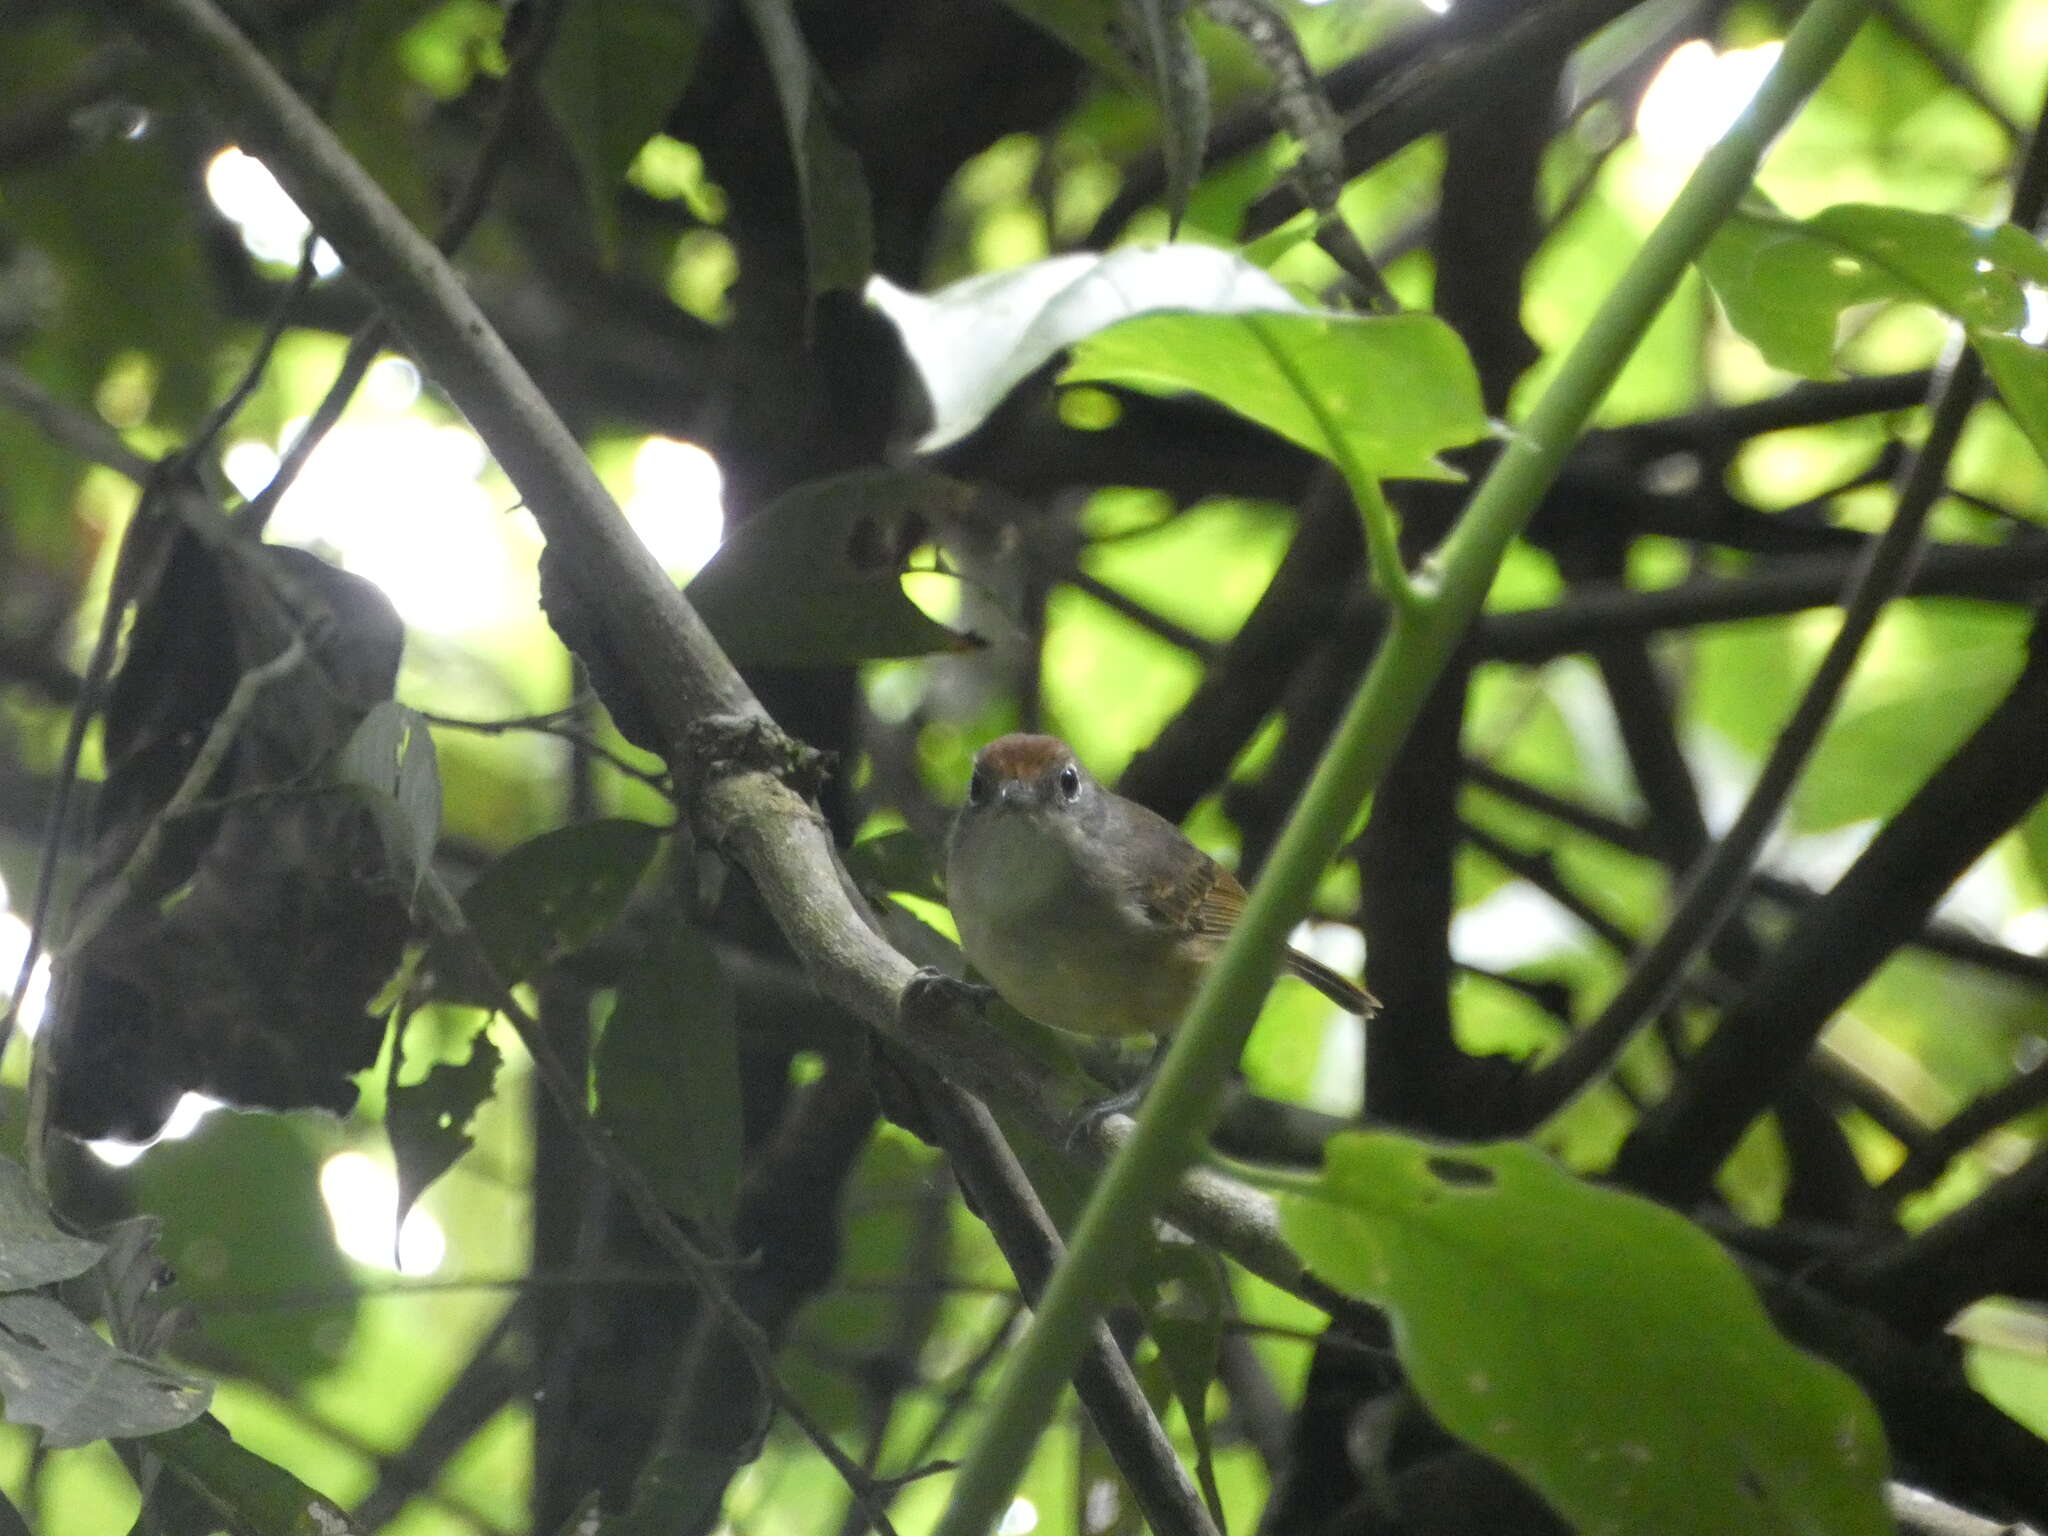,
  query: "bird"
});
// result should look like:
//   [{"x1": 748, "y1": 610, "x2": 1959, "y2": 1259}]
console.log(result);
[{"x1": 945, "y1": 733, "x2": 1374, "y2": 1041}]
